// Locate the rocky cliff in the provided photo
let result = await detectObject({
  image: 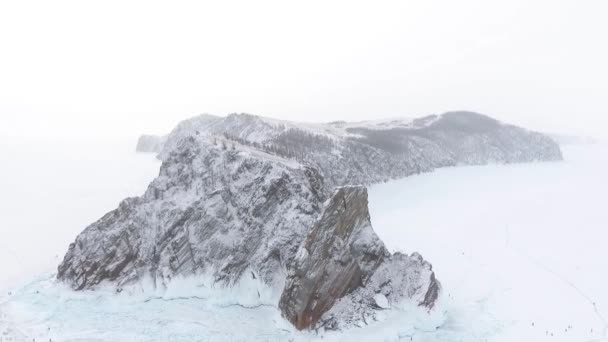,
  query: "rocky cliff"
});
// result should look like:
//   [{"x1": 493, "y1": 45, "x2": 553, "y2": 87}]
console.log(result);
[
  {"x1": 59, "y1": 136, "x2": 327, "y2": 290},
  {"x1": 279, "y1": 186, "x2": 439, "y2": 330},
  {"x1": 58, "y1": 111, "x2": 561, "y2": 330}
]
